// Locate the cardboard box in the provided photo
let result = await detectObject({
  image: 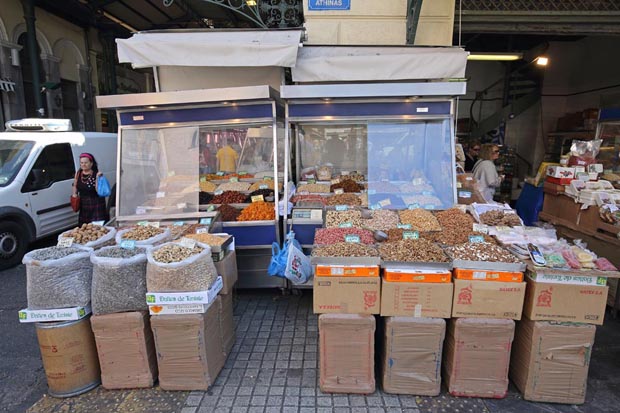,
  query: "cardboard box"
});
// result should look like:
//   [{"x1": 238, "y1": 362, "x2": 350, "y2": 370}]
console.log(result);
[
  {"x1": 149, "y1": 303, "x2": 211, "y2": 315},
  {"x1": 453, "y1": 268, "x2": 523, "y2": 282},
  {"x1": 443, "y1": 318, "x2": 515, "y2": 398},
  {"x1": 523, "y1": 278, "x2": 608, "y2": 325},
  {"x1": 19, "y1": 305, "x2": 91, "y2": 323},
  {"x1": 214, "y1": 242, "x2": 237, "y2": 295},
  {"x1": 91, "y1": 311, "x2": 158, "y2": 389},
  {"x1": 150, "y1": 297, "x2": 225, "y2": 390},
  {"x1": 383, "y1": 269, "x2": 451, "y2": 283},
  {"x1": 218, "y1": 292, "x2": 235, "y2": 356},
  {"x1": 146, "y1": 276, "x2": 223, "y2": 305},
  {"x1": 313, "y1": 276, "x2": 381, "y2": 314},
  {"x1": 319, "y1": 314, "x2": 375, "y2": 394},
  {"x1": 452, "y1": 279, "x2": 525, "y2": 320},
  {"x1": 527, "y1": 271, "x2": 607, "y2": 286},
  {"x1": 382, "y1": 317, "x2": 445, "y2": 396},
  {"x1": 546, "y1": 166, "x2": 575, "y2": 179},
  {"x1": 380, "y1": 280, "x2": 453, "y2": 318},
  {"x1": 545, "y1": 176, "x2": 573, "y2": 186},
  {"x1": 315, "y1": 265, "x2": 379, "y2": 277},
  {"x1": 543, "y1": 180, "x2": 566, "y2": 195},
  {"x1": 510, "y1": 318, "x2": 595, "y2": 404}
]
